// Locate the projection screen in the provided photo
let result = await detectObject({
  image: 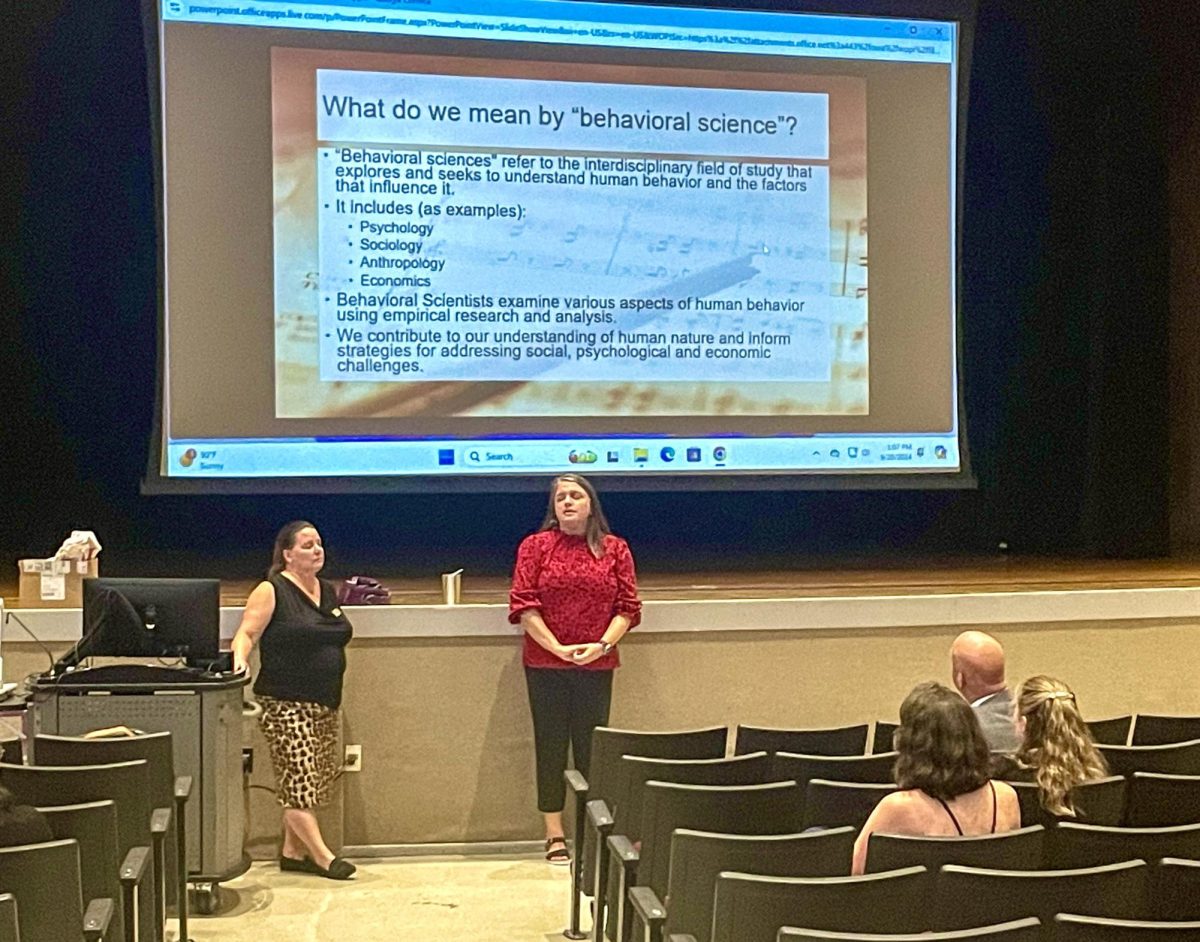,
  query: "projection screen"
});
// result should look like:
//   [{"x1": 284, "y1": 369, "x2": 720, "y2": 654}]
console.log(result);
[{"x1": 145, "y1": 0, "x2": 974, "y2": 490}]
